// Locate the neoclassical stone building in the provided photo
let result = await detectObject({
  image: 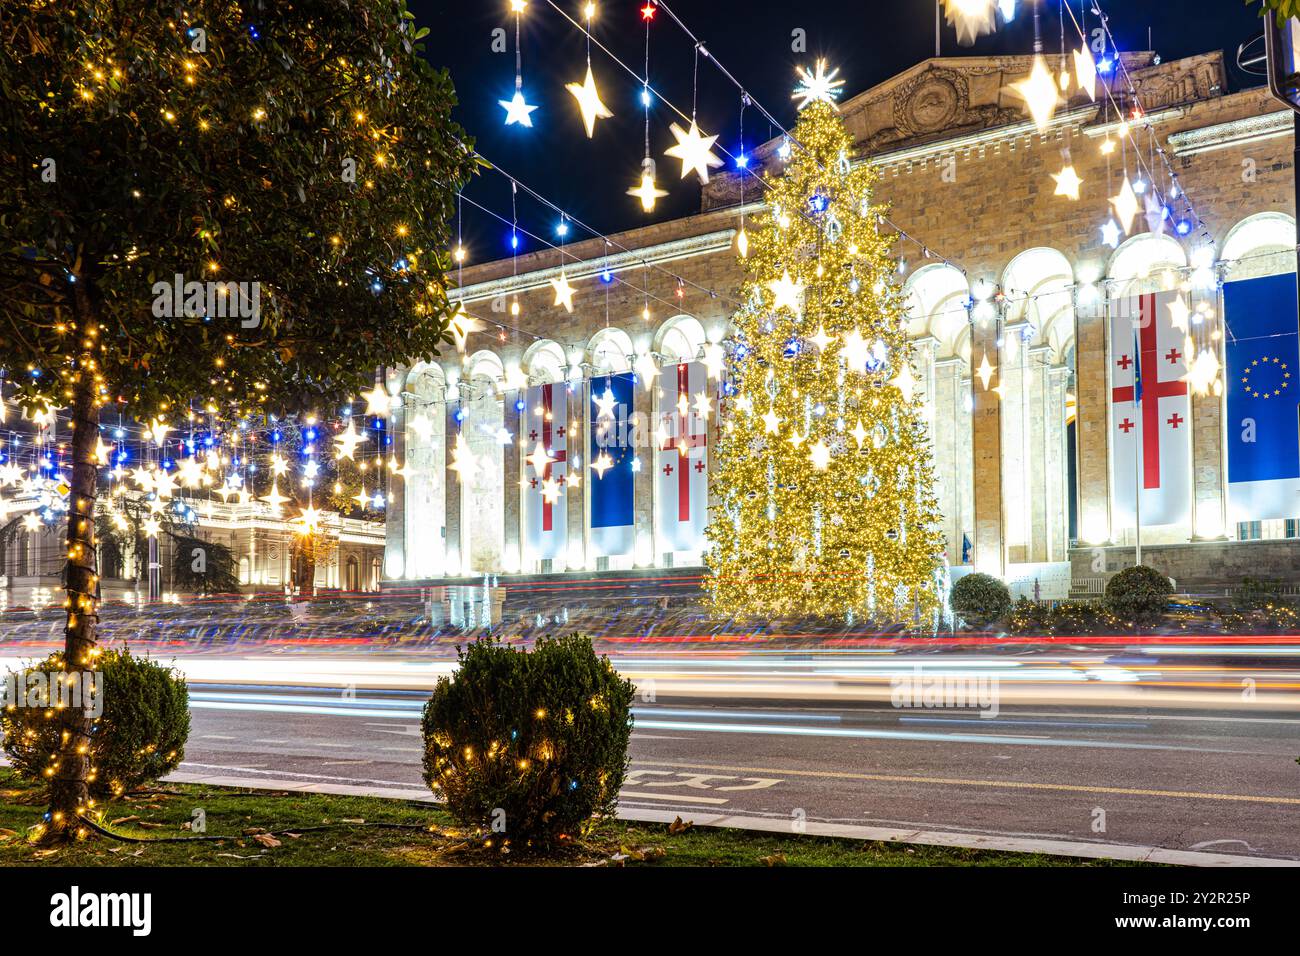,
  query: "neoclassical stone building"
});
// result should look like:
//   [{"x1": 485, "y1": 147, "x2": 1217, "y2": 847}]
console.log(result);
[{"x1": 385, "y1": 50, "x2": 1299, "y2": 595}]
